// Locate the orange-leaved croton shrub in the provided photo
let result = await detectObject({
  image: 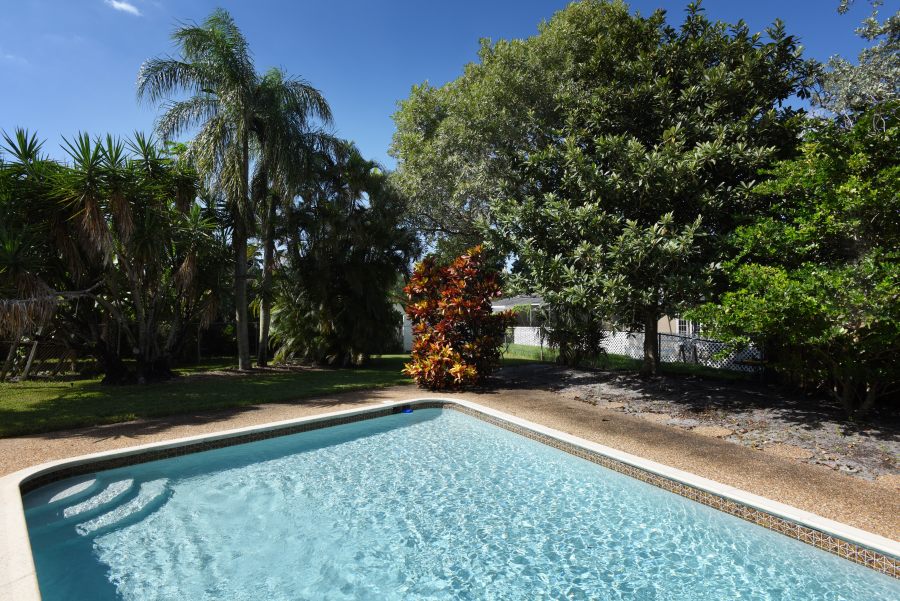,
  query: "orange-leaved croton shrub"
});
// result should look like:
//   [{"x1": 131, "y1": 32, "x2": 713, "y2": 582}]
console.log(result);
[{"x1": 403, "y1": 246, "x2": 515, "y2": 390}]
